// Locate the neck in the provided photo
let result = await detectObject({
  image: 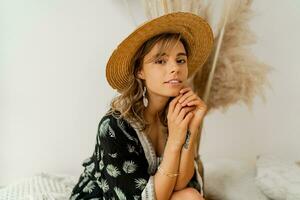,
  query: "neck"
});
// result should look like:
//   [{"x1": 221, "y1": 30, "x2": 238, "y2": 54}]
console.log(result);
[{"x1": 144, "y1": 91, "x2": 169, "y2": 124}]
